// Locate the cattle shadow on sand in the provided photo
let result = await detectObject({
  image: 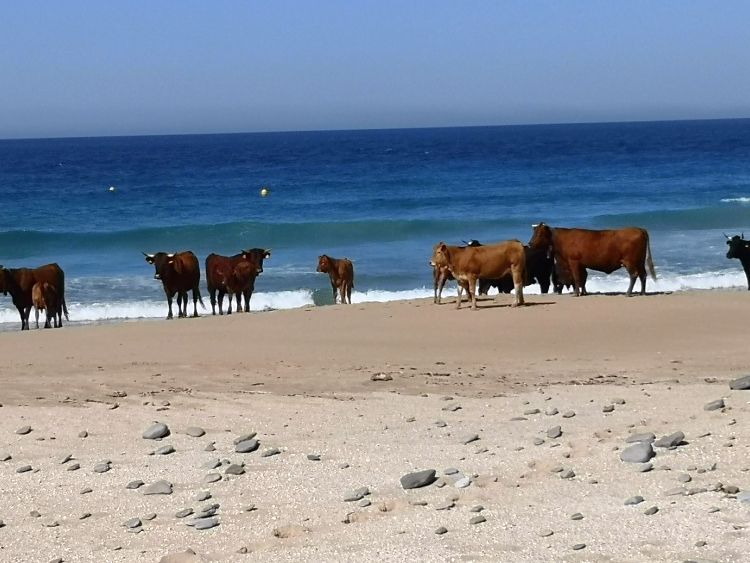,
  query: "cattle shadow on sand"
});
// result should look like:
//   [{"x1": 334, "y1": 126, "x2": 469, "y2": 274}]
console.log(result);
[{"x1": 440, "y1": 297, "x2": 554, "y2": 309}]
